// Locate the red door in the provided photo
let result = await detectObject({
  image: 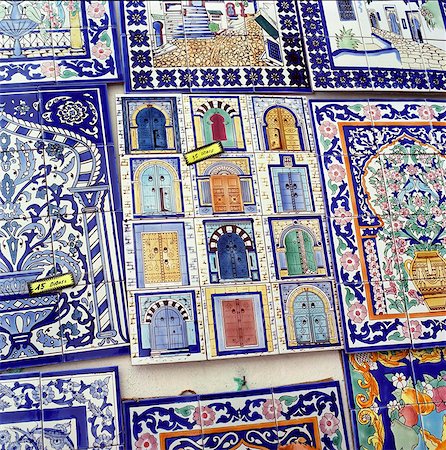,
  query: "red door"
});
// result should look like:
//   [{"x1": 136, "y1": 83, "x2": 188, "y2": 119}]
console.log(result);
[{"x1": 222, "y1": 298, "x2": 257, "y2": 348}]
